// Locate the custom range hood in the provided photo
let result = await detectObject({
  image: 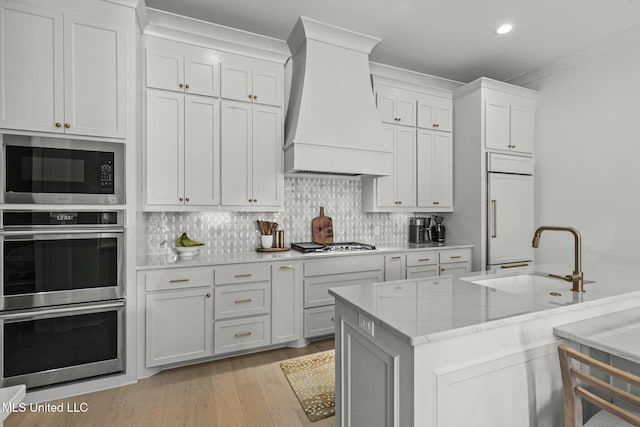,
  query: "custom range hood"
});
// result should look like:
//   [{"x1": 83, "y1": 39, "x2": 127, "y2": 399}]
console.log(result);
[{"x1": 284, "y1": 17, "x2": 392, "y2": 176}]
